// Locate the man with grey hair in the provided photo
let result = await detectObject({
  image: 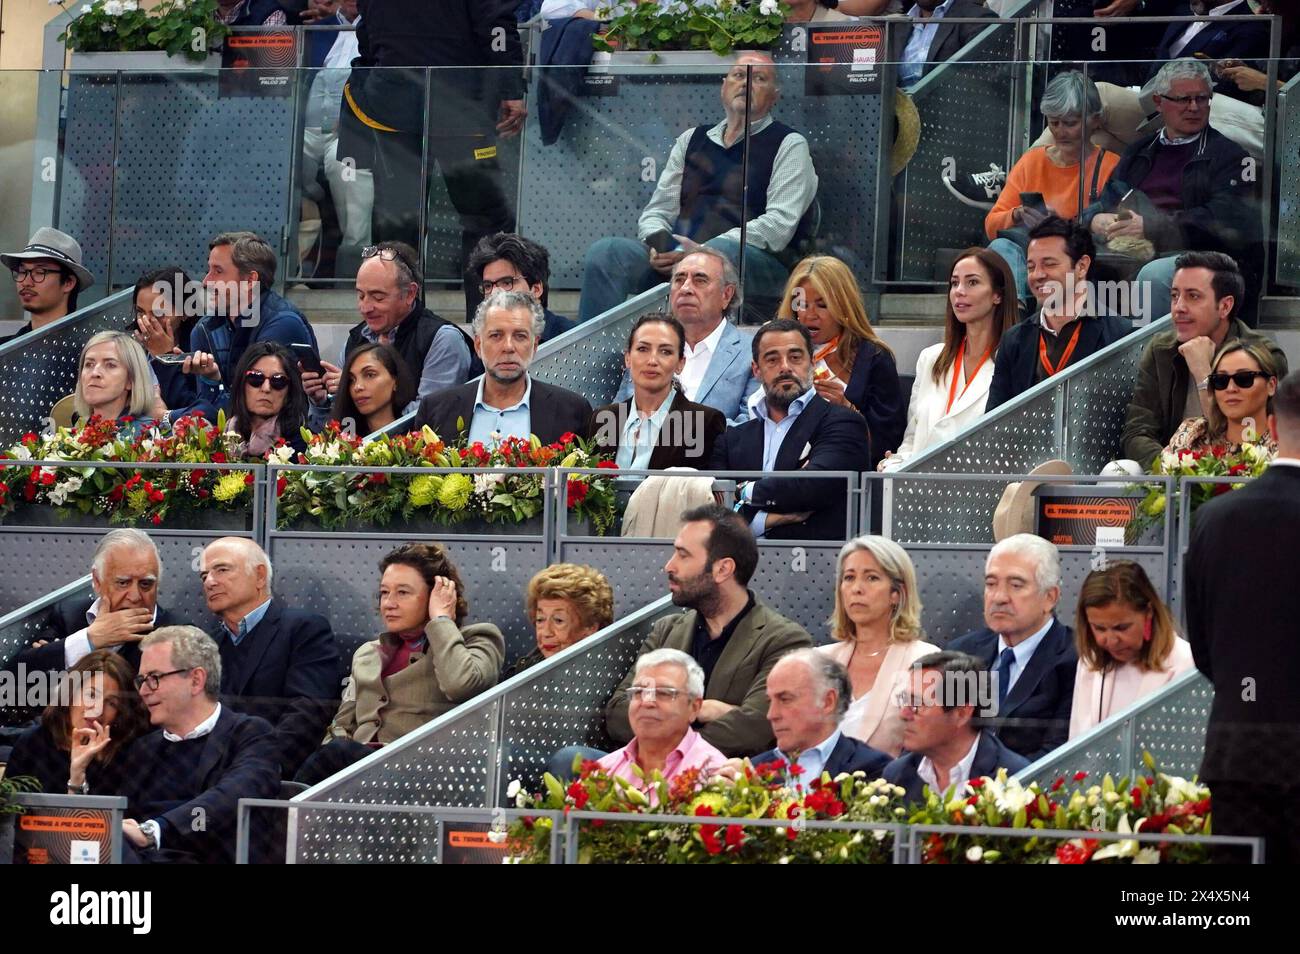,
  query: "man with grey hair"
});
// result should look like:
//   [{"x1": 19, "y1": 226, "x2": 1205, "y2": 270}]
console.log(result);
[
  {"x1": 743, "y1": 649, "x2": 890, "y2": 785},
  {"x1": 409, "y1": 289, "x2": 591, "y2": 445},
  {"x1": 115, "y1": 625, "x2": 279, "y2": 864},
  {"x1": 595, "y1": 647, "x2": 726, "y2": 798},
  {"x1": 1081, "y1": 57, "x2": 1262, "y2": 324},
  {"x1": 948, "y1": 533, "x2": 1077, "y2": 761}
]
